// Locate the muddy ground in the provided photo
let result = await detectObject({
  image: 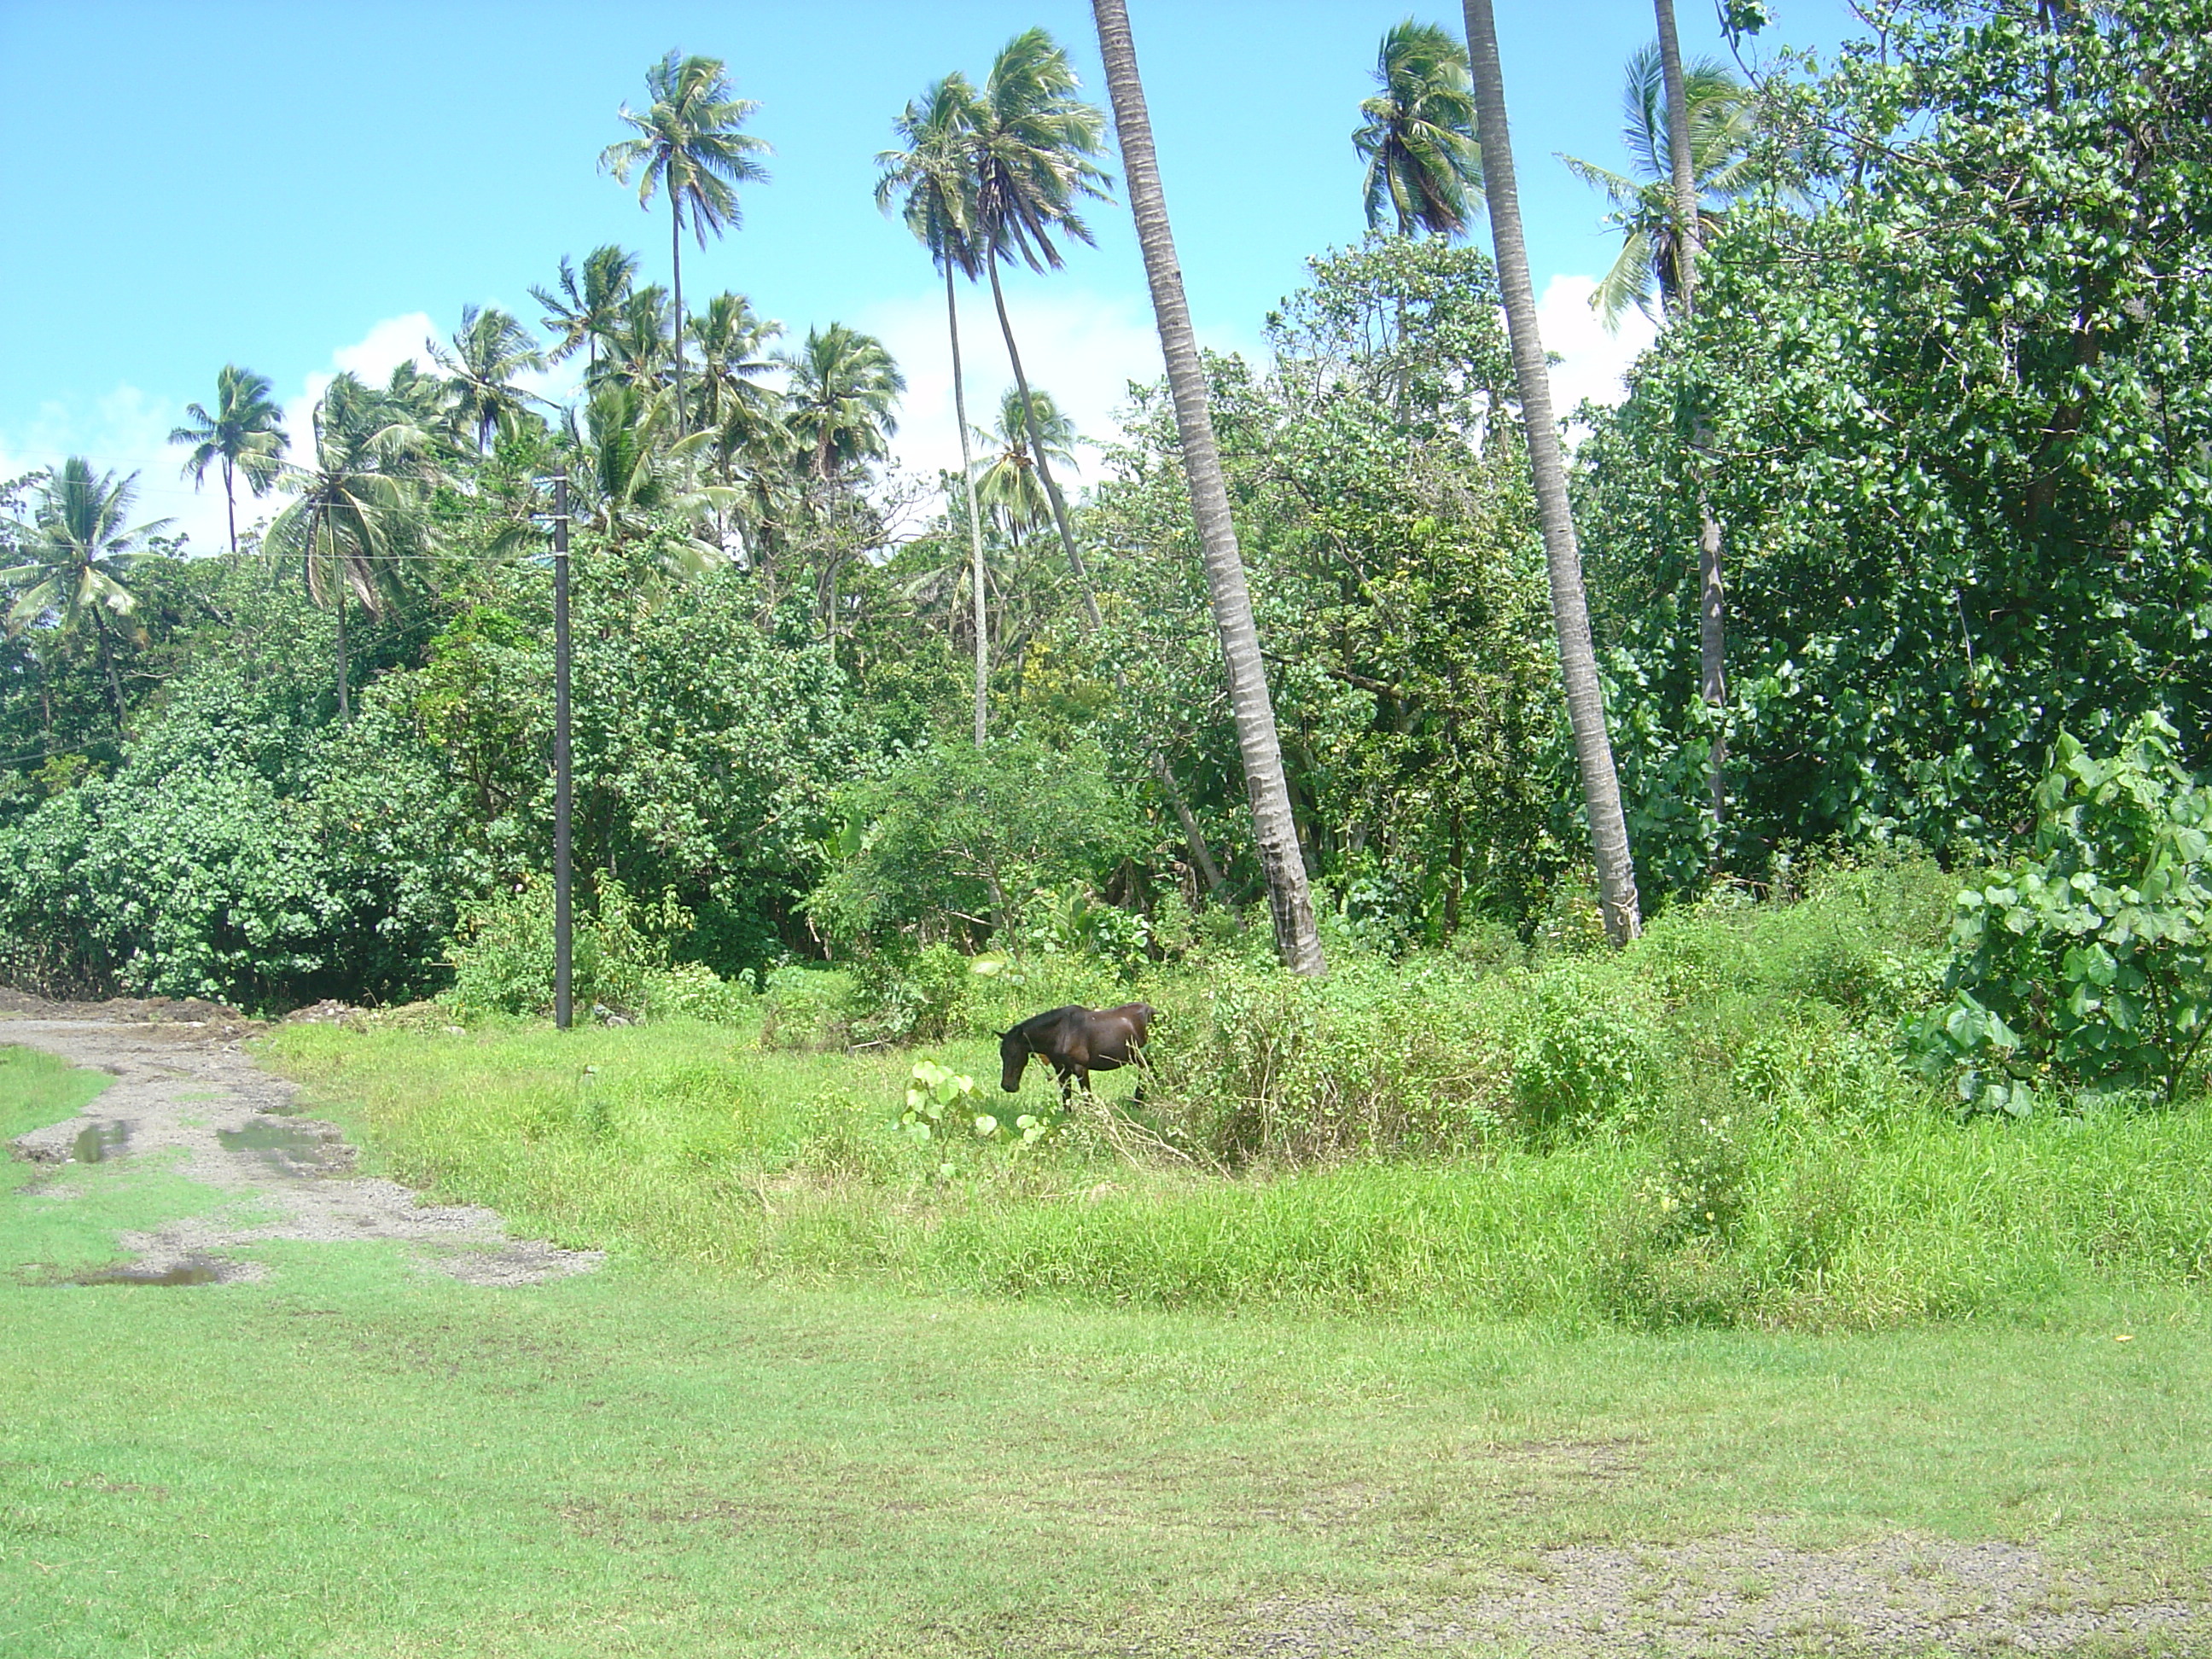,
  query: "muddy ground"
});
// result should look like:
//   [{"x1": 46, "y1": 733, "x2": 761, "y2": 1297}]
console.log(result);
[{"x1": 3, "y1": 996, "x2": 600, "y2": 1287}]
